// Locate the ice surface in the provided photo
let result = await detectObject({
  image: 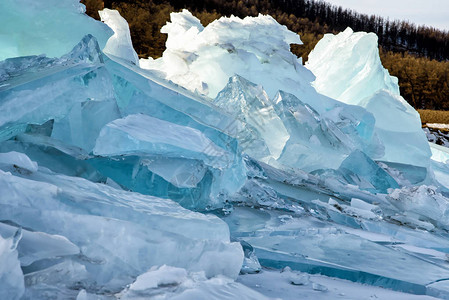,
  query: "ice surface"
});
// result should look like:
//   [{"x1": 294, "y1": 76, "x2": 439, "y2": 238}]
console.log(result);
[
  {"x1": 0, "y1": 153, "x2": 244, "y2": 296},
  {"x1": 360, "y1": 91, "x2": 431, "y2": 167},
  {"x1": 273, "y1": 91, "x2": 382, "y2": 171},
  {"x1": 51, "y1": 99, "x2": 121, "y2": 152},
  {"x1": 0, "y1": 32, "x2": 247, "y2": 209},
  {"x1": 0, "y1": 233, "x2": 25, "y2": 300},
  {"x1": 140, "y1": 9, "x2": 312, "y2": 99},
  {"x1": 2, "y1": 3, "x2": 449, "y2": 299},
  {"x1": 224, "y1": 207, "x2": 449, "y2": 297},
  {"x1": 93, "y1": 114, "x2": 246, "y2": 208},
  {"x1": 94, "y1": 114, "x2": 230, "y2": 165},
  {"x1": 139, "y1": 10, "x2": 389, "y2": 173},
  {"x1": 99, "y1": 9, "x2": 139, "y2": 66},
  {"x1": 0, "y1": 35, "x2": 114, "y2": 144},
  {"x1": 0, "y1": 0, "x2": 112, "y2": 61},
  {"x1": 210, "y1": 75, "x2": 384, "y2": 172},
  {"x1": 307, "y1": 28, "x2": 399, "y2": 104},
  {"x1": 337, "y1": 150, "x2": 399, "y2": 193},
  {"x1": 239, "y1": 241, "x2": 262, "y2": 274},
  {"x1": 213, "y1": 75, "x2": 289, "y2": 161},
  {"x1": 430, "y1": 142, "x2": 449, "y2": 164},
  {"x1": 118, "y1": 265, "x2": 269, "y2": 299},
  {"x1": 130, "y1": 265, "x2": 188, "y2": 291},
  {"x1": 0, "y1": 223, "x2": 79, "y2": 267},
  {"x1": 238, "y1": 268, "x2": 440, "y2": 300},
  {"x1": 387, "y1": 185, "x2": 449, "y2": 230},
  {"x1": 307, "y1": 28, "x2": 431, "y2": 167},
  {"x1": 142, "y1": 157, "x2": 207, "y2": 188},
  {"x1": 0, "y1": 151, "x2": 38, "y2": 172}
]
